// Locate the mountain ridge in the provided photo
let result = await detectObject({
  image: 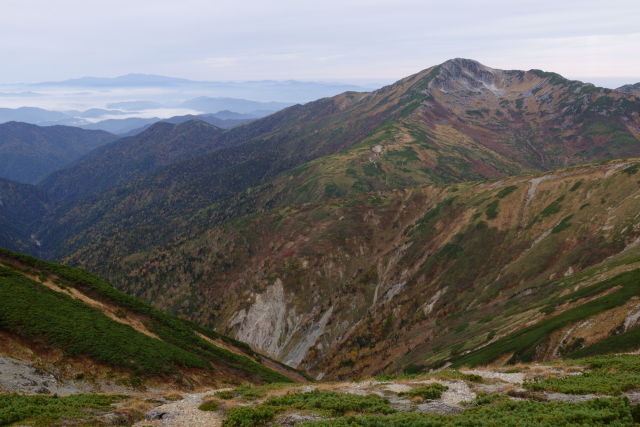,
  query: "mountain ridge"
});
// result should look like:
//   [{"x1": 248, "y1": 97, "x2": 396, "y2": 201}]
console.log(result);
[
  {"x1": 2, "y1": 58, "x2": 640, "y2": 379},
  {"x1": 0, "y1": 121, "x2": 116, "y2": 184},
  {"x1": 617, "y1": 82, "x2": 640, "y2": 96},
  {"x1": 39, "y1": 119, "x2": 226, "y2": 204}
]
